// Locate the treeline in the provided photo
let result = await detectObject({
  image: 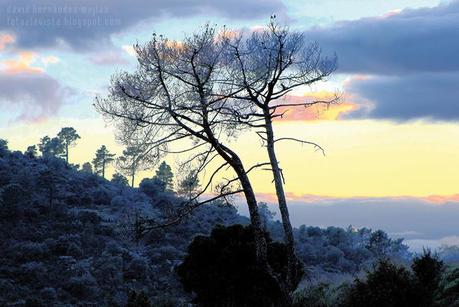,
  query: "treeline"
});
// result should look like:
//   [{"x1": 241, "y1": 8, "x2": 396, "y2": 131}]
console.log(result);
[{"x1": 23, "y1": 127, "x2": 198, "y2": 195}]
